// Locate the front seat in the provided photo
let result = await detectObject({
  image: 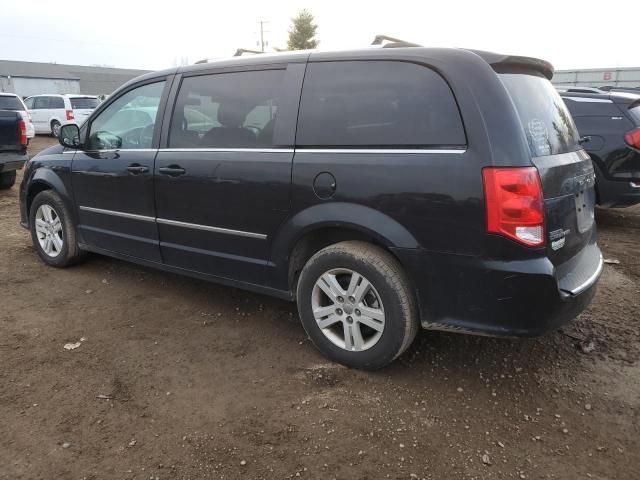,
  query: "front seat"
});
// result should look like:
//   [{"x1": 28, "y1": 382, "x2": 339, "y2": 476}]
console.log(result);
[{"x1": 200, "y1": 103, "x2": 256, "y2": 148}]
